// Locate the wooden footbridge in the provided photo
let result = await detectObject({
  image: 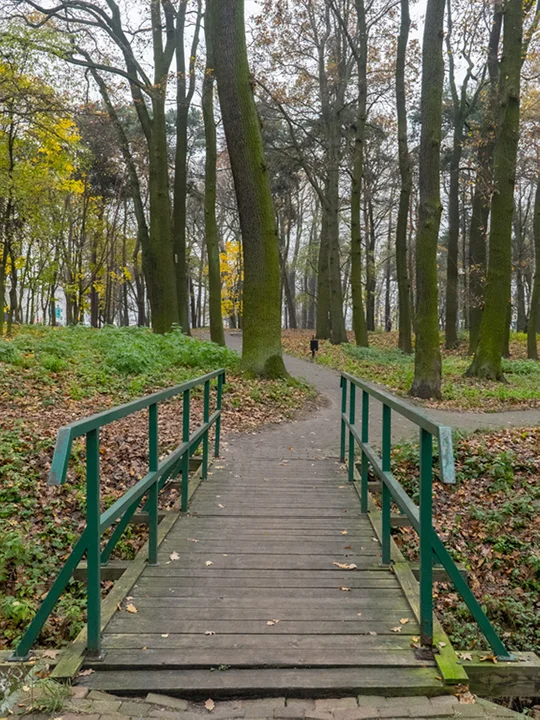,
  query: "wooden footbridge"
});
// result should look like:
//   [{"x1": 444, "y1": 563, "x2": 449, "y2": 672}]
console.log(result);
[{"x1": 9, "y1": 370, "x2": 540, "y2": 698}]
